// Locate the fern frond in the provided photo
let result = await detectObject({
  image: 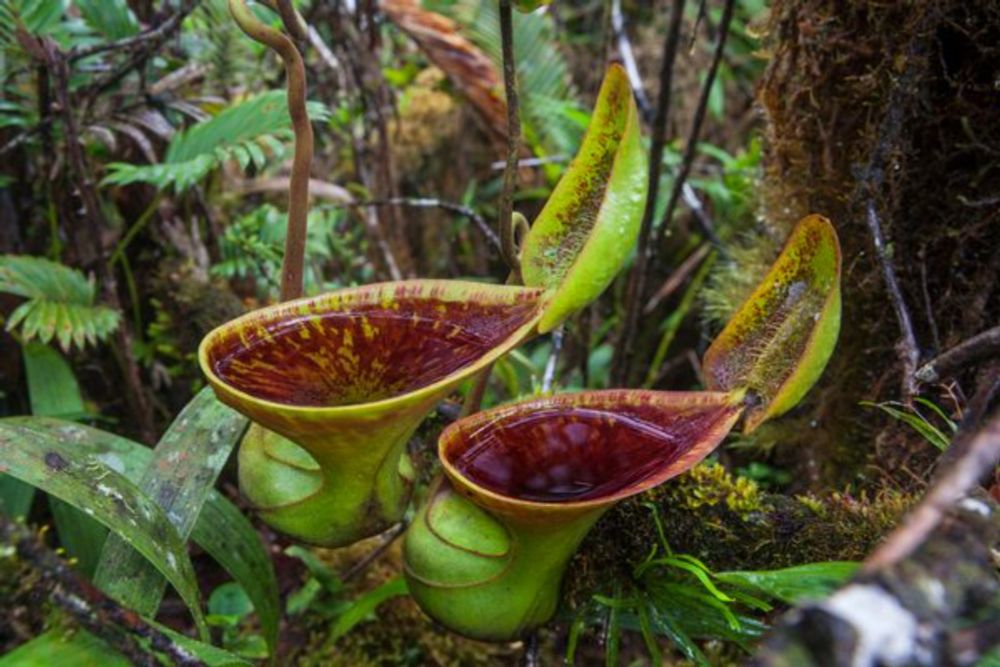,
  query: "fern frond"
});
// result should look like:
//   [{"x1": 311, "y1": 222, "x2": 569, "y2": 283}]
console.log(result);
[
  {"x1": 0, "y1": 255, "x2": 121, "y2": 351},
  {"x1": 102, "y1": 91, "x2": 329, "y2": 193},
  {"x1": 461, "y1": 0, "x2": 584, "y2": 157}
]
